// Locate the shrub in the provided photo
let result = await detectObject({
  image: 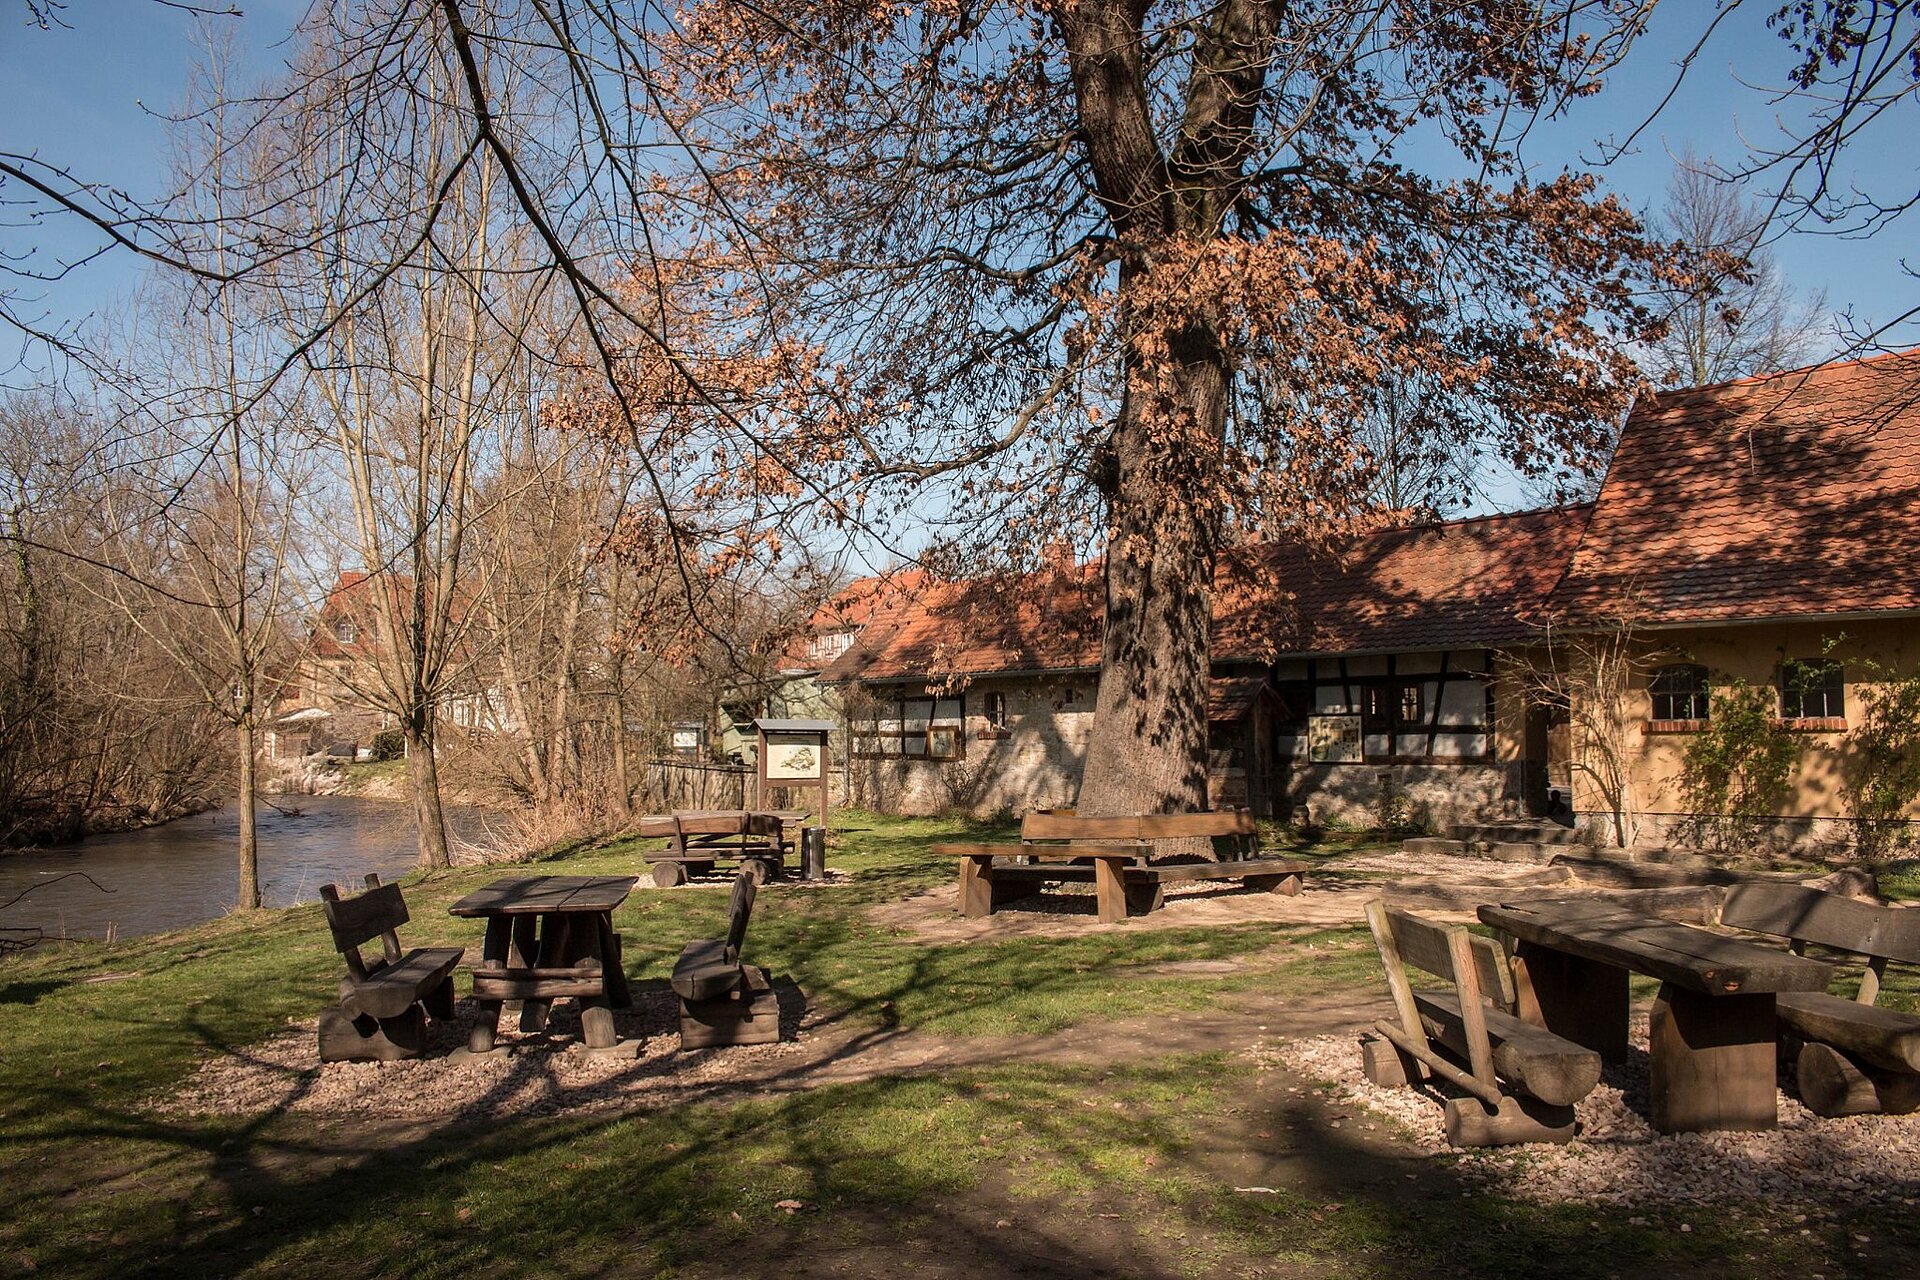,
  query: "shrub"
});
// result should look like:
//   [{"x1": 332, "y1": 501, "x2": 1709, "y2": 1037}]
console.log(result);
[
  {"x1": 369, "y1": 729, "x2": 406, "y2": 763},
  {"x1": 1677, "y1": 678, "x2": 1798, "y2": 851},
  {"x1": 1843, "y1": 668, "x2": 1920, "y2": 864}
]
